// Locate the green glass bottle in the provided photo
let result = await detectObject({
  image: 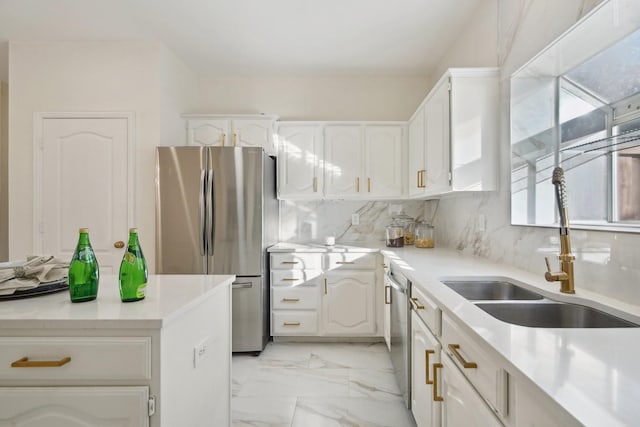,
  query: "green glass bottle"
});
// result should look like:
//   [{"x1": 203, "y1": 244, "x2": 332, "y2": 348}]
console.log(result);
[
  {"x1": 119, "y1": 228, "x2": 147, "y2": 302},
  {"x1": 68, "y1": 228, "x2": 99, "y2": 302}
]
